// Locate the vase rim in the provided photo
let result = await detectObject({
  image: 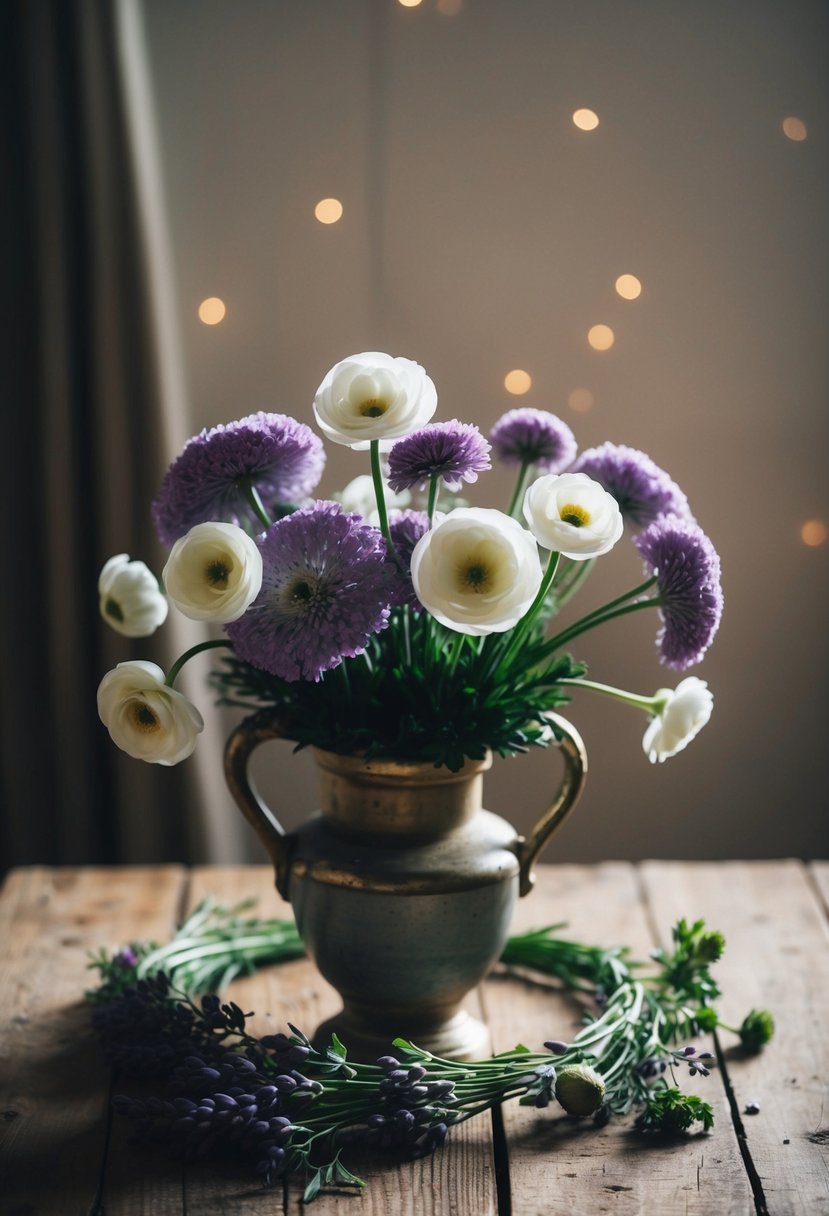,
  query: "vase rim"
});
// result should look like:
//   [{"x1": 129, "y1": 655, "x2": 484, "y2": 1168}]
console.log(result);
[{"x1": 311, "y1": 746, "x2": 493, "y2": 783}]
